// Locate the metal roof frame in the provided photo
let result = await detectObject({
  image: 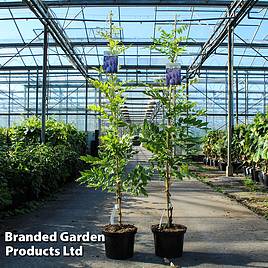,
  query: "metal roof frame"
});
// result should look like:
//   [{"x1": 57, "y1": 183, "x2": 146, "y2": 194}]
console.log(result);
[{"x1": 0, "y1": 0, "x2": 267, "y2": 8}]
